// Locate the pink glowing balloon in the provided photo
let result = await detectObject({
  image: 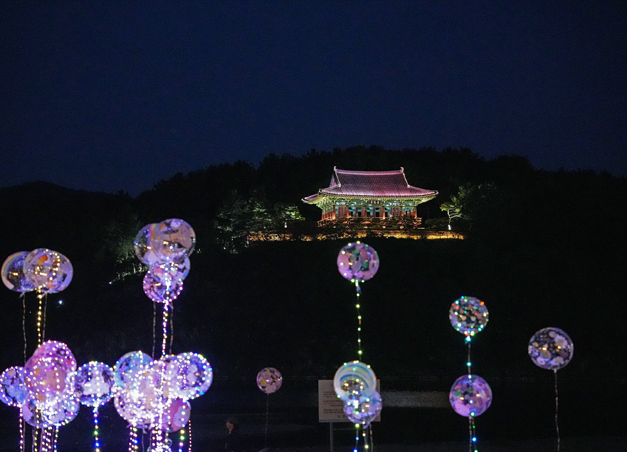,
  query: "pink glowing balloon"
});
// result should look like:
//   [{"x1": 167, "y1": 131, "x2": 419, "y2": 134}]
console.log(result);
[
  {"x1": 160, "y1": 398, "x2": 191, "y2": 432},
  {"x1": 256, "y1": 367, "x2": 283, "y2": 394},
  {"x1": 449, "y1": 374, "x2": 492, "y2": 417},
  {"x1": 337, "y1": 242, "x2": 379, "y2": 282}
]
